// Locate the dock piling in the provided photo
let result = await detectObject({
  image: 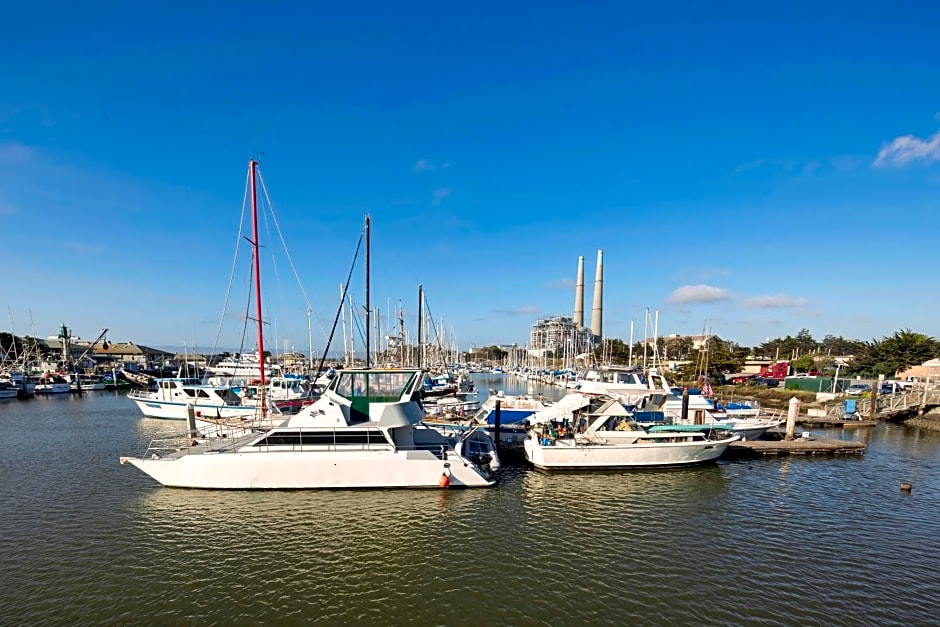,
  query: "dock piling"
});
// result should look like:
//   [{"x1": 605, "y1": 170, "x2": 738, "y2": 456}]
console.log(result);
[
  {"x1": 494, "y1": 400, "x2": 501, "y2": 451},
  {"x1": 786, "y1": 397, "x2": 799, "y2": 440}
]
